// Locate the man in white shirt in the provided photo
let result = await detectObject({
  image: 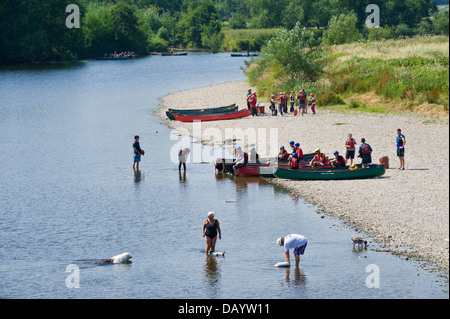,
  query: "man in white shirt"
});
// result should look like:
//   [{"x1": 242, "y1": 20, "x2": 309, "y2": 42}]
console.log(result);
[{"x1": 277, "y1": 234, "x2": 307, "y2": 267}]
